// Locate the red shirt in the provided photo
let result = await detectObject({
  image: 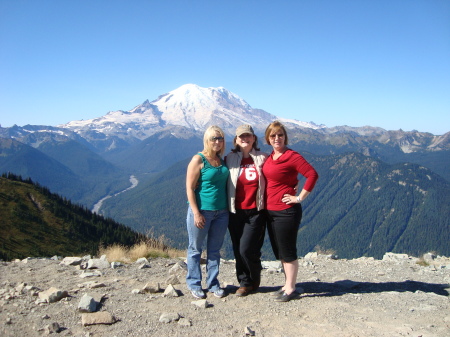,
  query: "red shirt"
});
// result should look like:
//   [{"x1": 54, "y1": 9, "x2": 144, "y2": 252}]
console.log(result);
[
  {"x1": 235, "y1": 157, "x2": 259, "y2": 209},
  {"x1": 262, "y1": 149, "x2": 318, "y2": 211}
]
